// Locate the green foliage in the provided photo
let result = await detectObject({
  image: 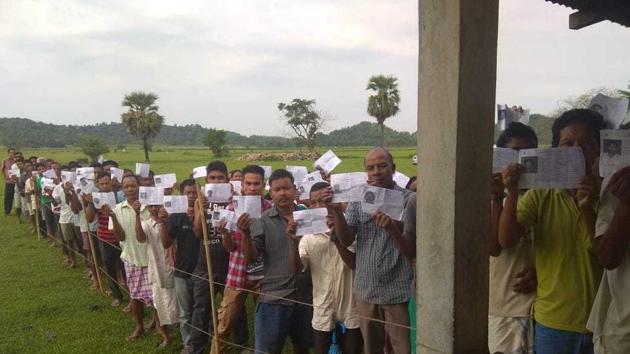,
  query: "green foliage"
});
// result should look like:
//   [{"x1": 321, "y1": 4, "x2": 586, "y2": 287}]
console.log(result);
[
  {"x1": 278, "y1": 98, "x2": 324, "y2": 152},
  {"x1": 120, "y1": 91, "x2": 164, "y2": 161},
  {"x1": 317, "y1": 121, "x2": 416, "y2": 147},
  {"x1": 548, "y1": 87, "x2": 620, "y2": 118},
  {"x1": 78, "y1": 136, "x2": 110, "y2": 162},
  {"x1": 367, "y1": 75, "x2": 400, "y2": 146},
  {"x1": 202, "y1": 128, "x2": 229, "y2": 156},
  {"x1": 0, "y1": 118, "x2": 417, "y2": 148}
]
